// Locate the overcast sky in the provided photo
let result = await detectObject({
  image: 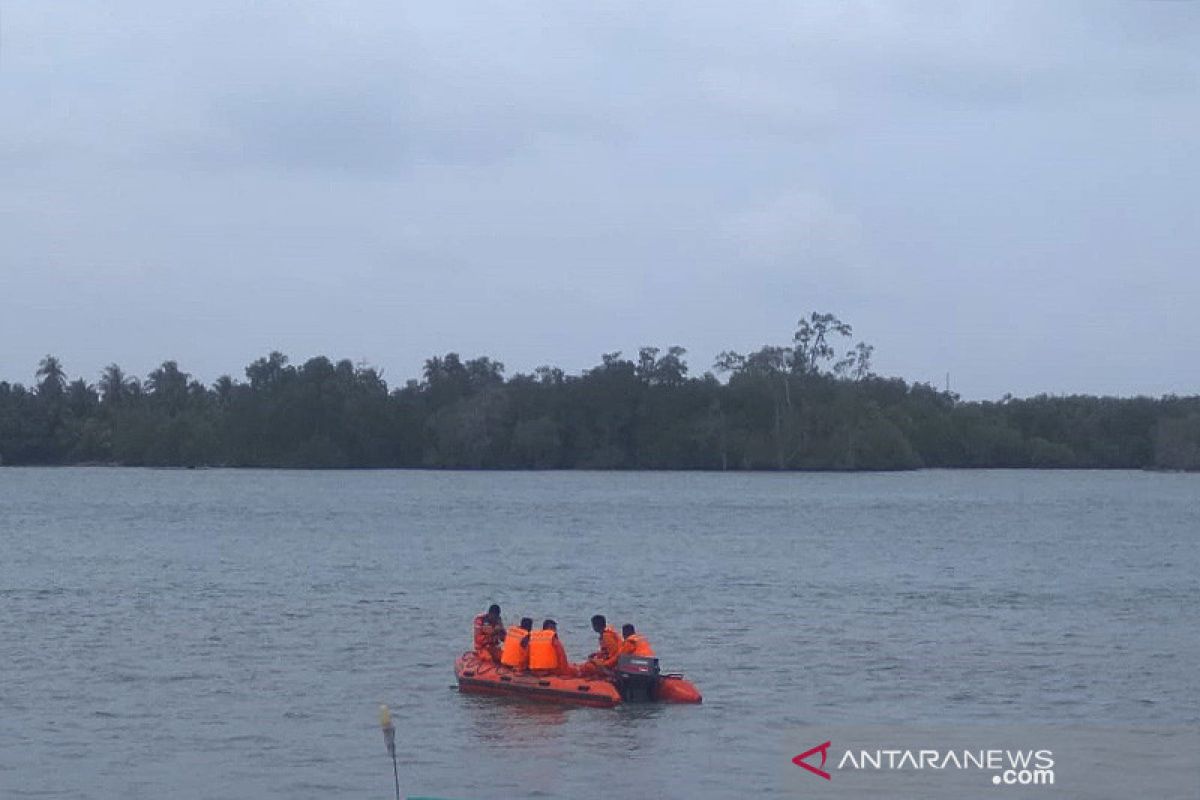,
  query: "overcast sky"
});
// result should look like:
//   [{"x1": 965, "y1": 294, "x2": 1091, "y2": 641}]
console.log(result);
[{"x1": 2, "y1": 2, "x2": 1197, "y2": 399}]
